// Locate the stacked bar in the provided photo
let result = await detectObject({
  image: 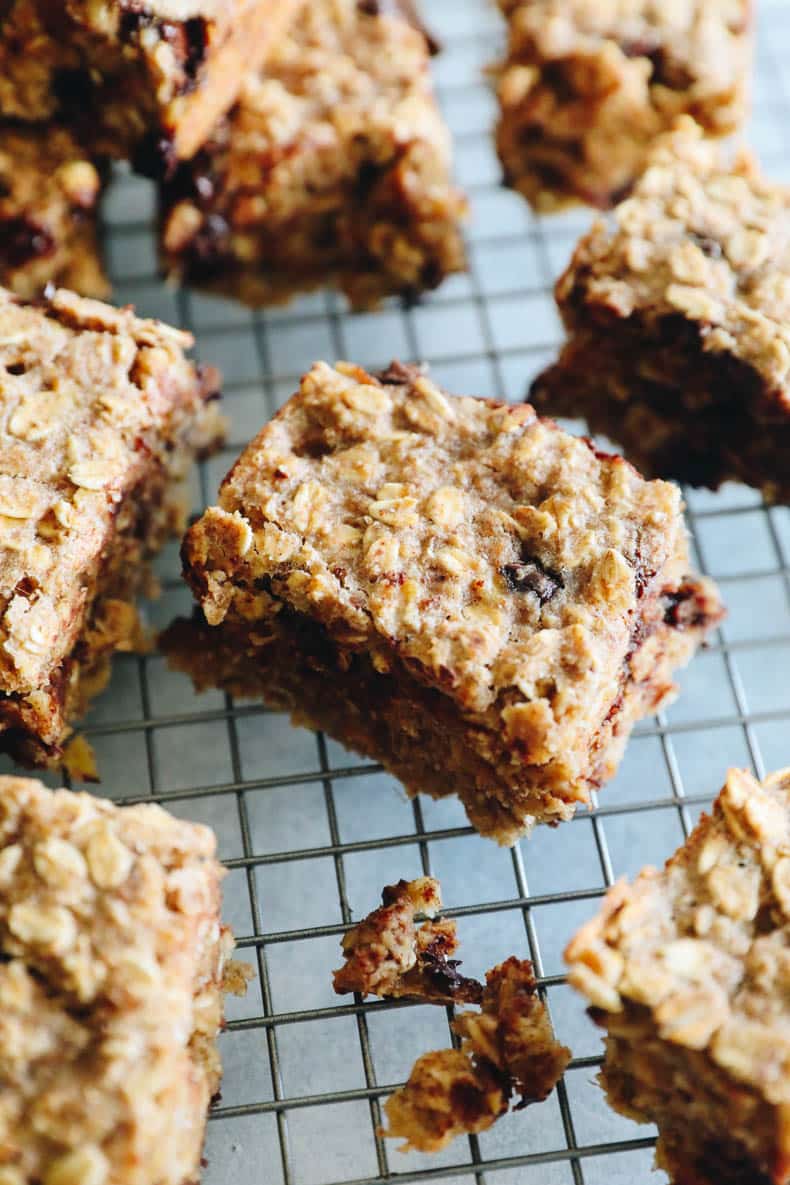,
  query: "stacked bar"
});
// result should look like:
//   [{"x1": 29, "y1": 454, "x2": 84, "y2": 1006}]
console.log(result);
[
  {"x1": 567, "y1": 766, "x2": 790, "y2": 1185},
  {"x1": 167, "y1": 359, "x2": 722, "y2": 845},
  {"x1": 495, "y1": 0, "x2": 752, "y2": 210},
  {"x1": 0, "y1": 285, "x2": 223, "y2": 766},
  {"x1": 532, "y1": 120, "x2": 790, "y2": 501},
  {"x1": 0, "y1": 774, "x2": 235, "y2": 1185},
  {"x1": 159, "y1": 0, "x2": 467, "y2": 309}
]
